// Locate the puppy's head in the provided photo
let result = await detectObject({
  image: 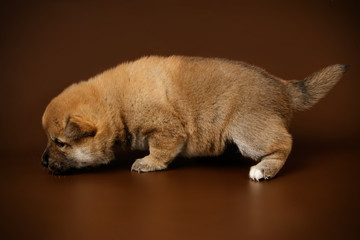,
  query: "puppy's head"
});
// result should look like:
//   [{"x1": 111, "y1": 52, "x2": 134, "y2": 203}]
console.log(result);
[{"x1": 42, "y1": 83, "x2": 116, "y2": 174}]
